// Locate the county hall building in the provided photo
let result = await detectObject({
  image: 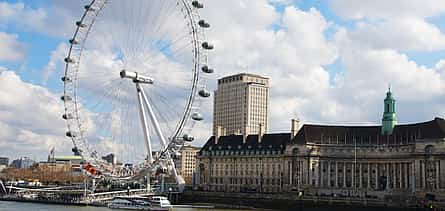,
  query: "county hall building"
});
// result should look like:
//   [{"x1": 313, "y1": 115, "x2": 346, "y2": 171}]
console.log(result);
[{"x1": 196, "y1": 87, "x2": 445, "y2": 199}]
